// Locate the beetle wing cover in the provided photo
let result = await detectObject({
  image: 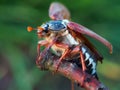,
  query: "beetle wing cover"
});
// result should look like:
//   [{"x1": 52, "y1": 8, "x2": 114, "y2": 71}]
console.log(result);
[
  {"x1": 49, "y1": 2, "x2": 71, "y2": 20},
  {"x1": 69, "y1": 30, "x2": 103, "y2": 63},
  {"x1": 67, "y1": 22, "x2": 113, "y2": 53}
]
